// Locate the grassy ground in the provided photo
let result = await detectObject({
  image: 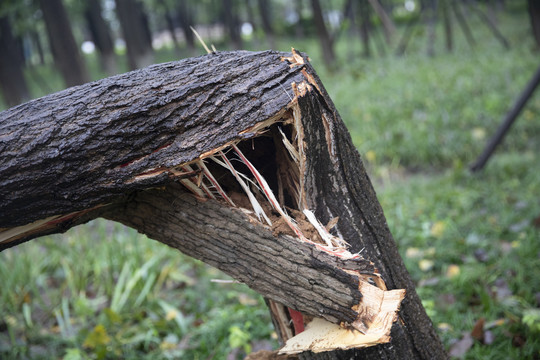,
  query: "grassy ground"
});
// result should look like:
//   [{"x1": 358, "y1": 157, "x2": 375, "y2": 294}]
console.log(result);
[{"x1": 1, "y1": 8, "x2": 540, "y2": 359}]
